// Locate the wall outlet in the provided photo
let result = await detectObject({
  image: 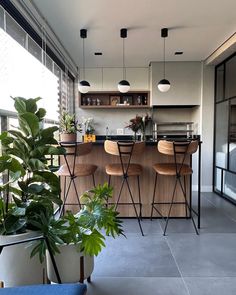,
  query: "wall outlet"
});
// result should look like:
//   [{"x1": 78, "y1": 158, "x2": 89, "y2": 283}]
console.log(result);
[{"x1": 117, "y1": 128, "x2": 124, "y2": 135}]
